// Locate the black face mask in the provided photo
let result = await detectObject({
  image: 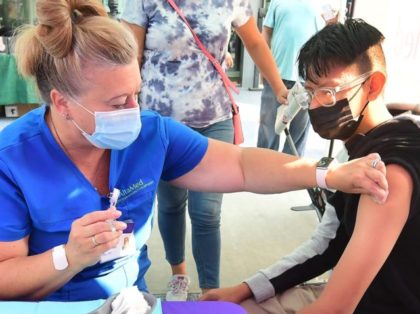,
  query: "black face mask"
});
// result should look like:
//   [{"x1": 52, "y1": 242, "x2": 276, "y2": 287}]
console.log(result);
[{"x1": 309, "y1": 98, "x2": 369, "y2": 140}]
